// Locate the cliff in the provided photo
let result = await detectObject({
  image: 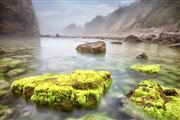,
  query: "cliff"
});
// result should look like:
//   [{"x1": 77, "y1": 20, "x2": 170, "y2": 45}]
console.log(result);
[
  {"x1": 84, "y1": 0, "x2": 180, "y2": 34},
  {"x1": 0, "y1": 0, "x2": 39, "y2": 36}
]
